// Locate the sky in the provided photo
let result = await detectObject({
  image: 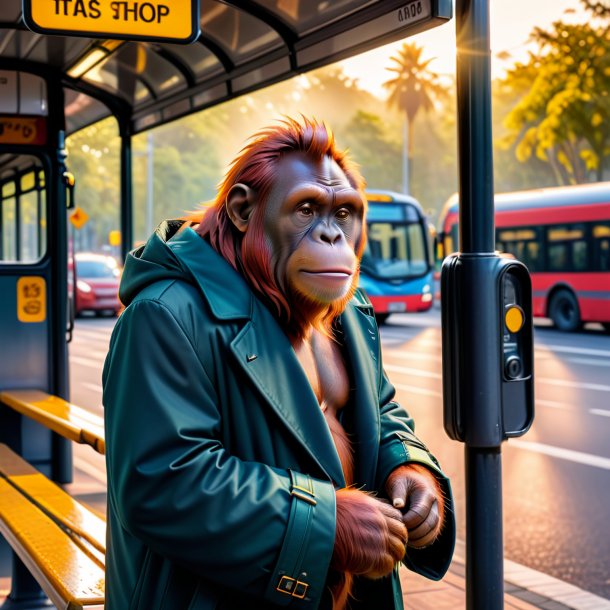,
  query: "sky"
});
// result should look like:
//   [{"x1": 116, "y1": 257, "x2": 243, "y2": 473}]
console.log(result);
[{"x1": 338, "y1": 0, "x2": 589, "y2": 99}]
